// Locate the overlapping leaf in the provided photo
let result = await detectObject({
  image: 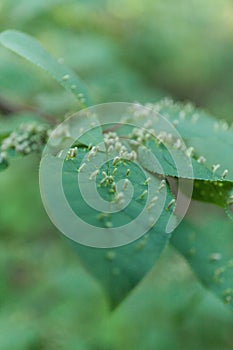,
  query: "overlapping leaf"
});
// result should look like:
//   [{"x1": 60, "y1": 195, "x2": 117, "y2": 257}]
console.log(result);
[
  {"x1": 128, "y1": 101, "x2": 233, "y2": 211},
  {"x1": 171, "y1": 207, "x2": 233, "y2": 311}
]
